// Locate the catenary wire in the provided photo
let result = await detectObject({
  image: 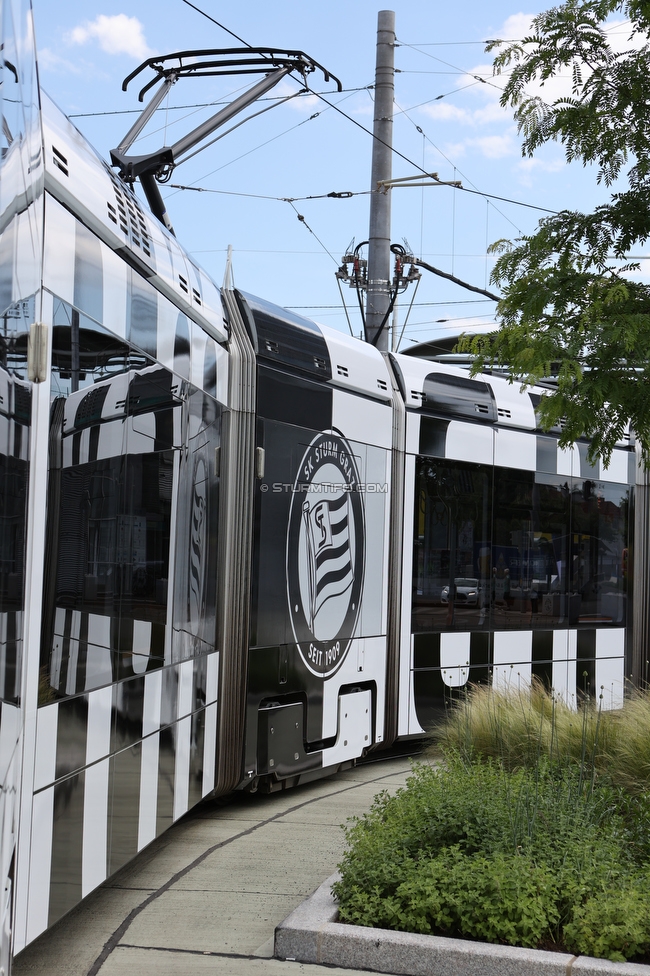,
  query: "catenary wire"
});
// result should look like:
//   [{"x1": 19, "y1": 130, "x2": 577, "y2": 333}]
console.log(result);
[
  {"x1": 68, "y1": 88, "x2": 371, "y2": 118},
  {"x1": 174, "y1": 1, "x2": 563, "y2": 221}
]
